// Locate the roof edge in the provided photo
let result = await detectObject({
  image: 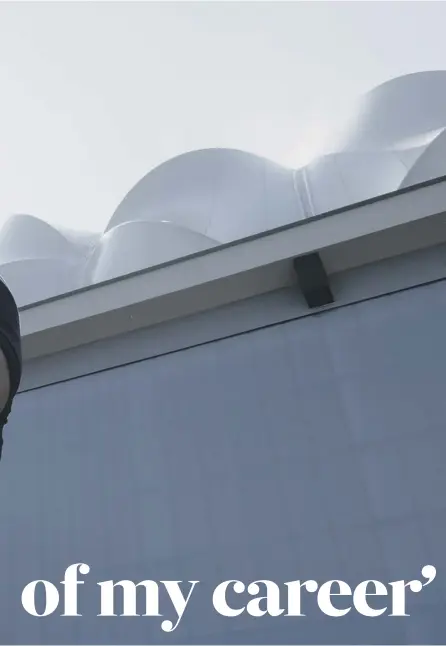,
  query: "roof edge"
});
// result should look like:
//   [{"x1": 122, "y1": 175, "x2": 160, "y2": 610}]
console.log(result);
[{"x1": 18, "y1": 176, "x2": 446, "y2": 361}]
